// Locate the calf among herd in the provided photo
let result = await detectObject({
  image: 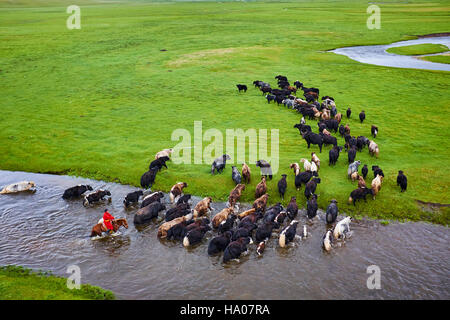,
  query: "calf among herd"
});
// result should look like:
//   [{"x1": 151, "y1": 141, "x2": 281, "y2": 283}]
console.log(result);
[{"x1": 0, "y1": 74, "x2": 409, "y2": 263}]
